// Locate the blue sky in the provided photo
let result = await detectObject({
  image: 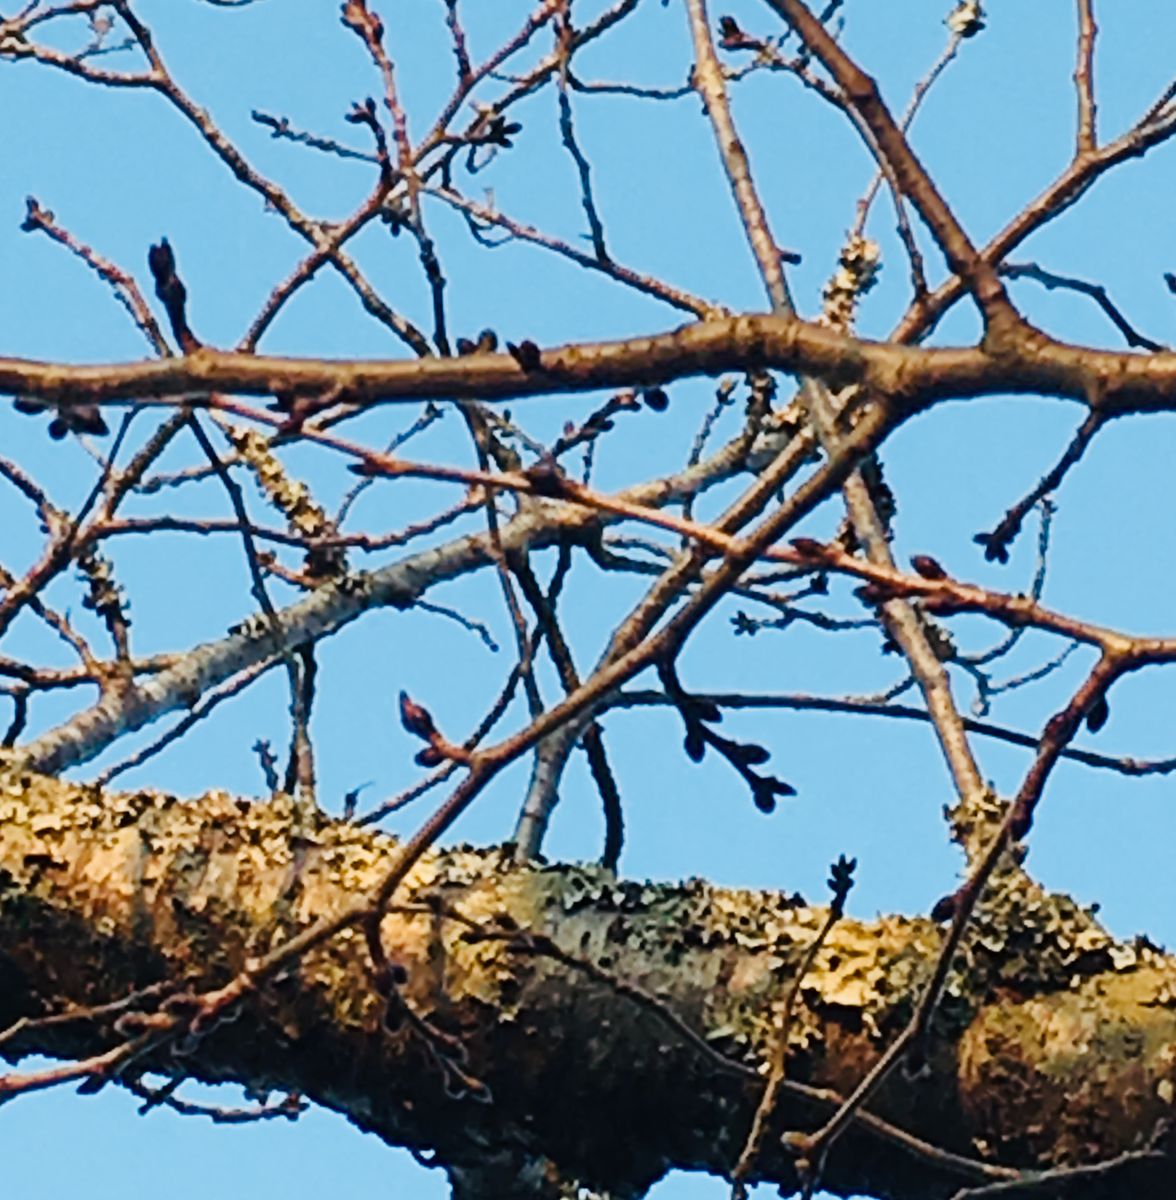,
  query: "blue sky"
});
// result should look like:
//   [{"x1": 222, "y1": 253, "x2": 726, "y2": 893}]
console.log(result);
[{"x1": 2, "y1": 1, "x2": 1176, "y2": 1196}]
